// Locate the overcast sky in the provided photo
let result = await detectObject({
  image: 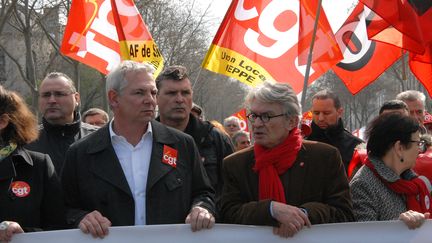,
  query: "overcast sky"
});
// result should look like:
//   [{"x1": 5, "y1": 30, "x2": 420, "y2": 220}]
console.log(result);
[
  {"x1": 197, "y1": 0, "x2": 357, "y2": 35},
  {"x1": 198, "y1": 0, "x2": 232, "y2": 35},
  {"x1": 202, "y1": 0, "x2": 232, "y2": 19}
]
